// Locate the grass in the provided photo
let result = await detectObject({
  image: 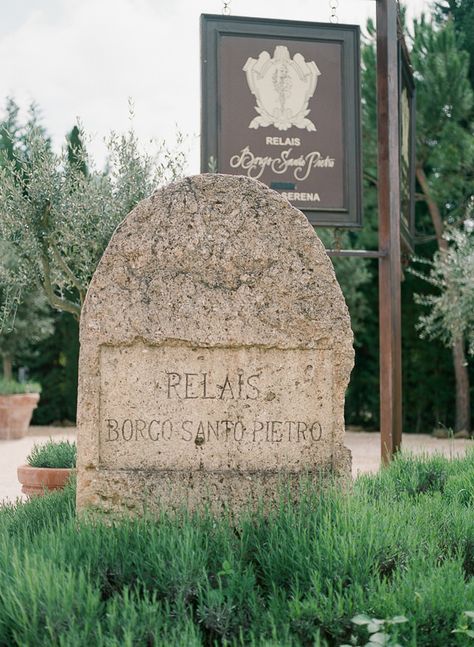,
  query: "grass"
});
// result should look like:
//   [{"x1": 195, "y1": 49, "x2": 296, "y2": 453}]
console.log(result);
[
  {"x1": 26, "y1": 439, "x2": 77, "y2": 468},
  {"x1": 0, "y1": 378, "x2": 41, "y2": 395},
  {"x1": 0, "y1": 452, "x2": 473, "y2": 646}
]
